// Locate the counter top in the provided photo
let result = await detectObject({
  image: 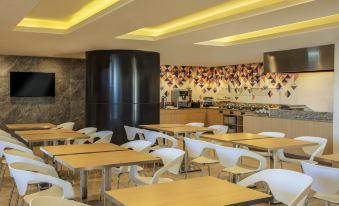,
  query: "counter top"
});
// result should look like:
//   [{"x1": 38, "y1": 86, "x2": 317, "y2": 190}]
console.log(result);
[{"x1": 161, "y1": 107, "x2": 333, "y2": 123}]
